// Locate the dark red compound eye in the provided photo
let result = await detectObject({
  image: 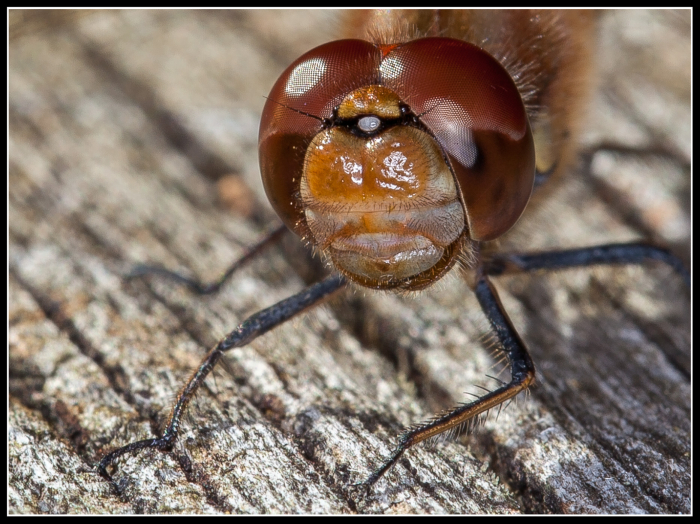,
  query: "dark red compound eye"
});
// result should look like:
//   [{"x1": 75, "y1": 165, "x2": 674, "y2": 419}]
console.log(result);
[
  {"x1": 259, "y1": 39, "x2": 381, "y2": 234},
  {"x1": 259, "y1": 37, "x2": 535, "y2": 289},
  {"x1": 380, "y1": 38, "x2": 535, "y2": 242}
]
